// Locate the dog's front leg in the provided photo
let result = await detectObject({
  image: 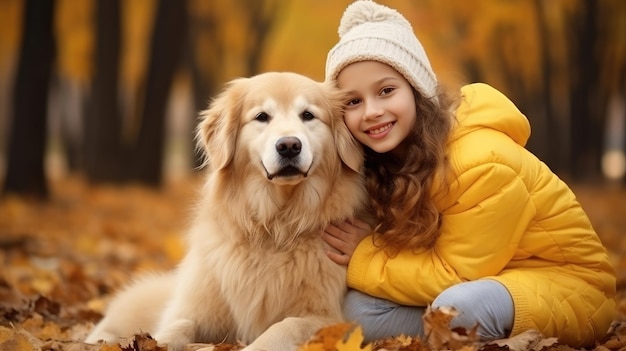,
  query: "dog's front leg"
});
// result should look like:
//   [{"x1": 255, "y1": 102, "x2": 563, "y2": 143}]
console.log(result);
[
  {"x1": 153, "y1": 316, "x2": 196, "y2": 351},
  {"x1": 154, "y1": 289, "x2": 233, "y2": 351},
  {"x1": 243, "y1": 316, "x2": 334, "y2": 351},
  {"x1": 152, "y1": 292, "x2": 199, "y2": 351},
  {"x1": 152, "y1": 258, "x2": 232, "y2": 351}
]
